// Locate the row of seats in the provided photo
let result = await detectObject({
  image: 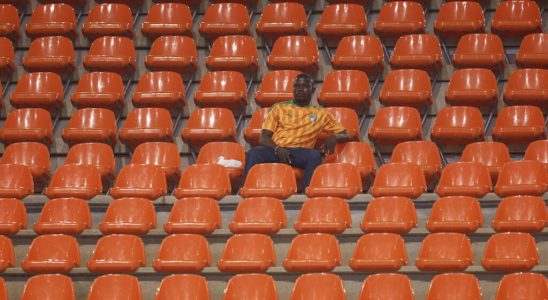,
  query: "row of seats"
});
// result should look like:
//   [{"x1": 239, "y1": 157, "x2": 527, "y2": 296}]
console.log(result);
[
  {"x1": 1, "y1": 194, "x2": 546, "y2": 236},
  {"x1": 7, "y1": 272, "x2": 548, "y2": 300}
]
